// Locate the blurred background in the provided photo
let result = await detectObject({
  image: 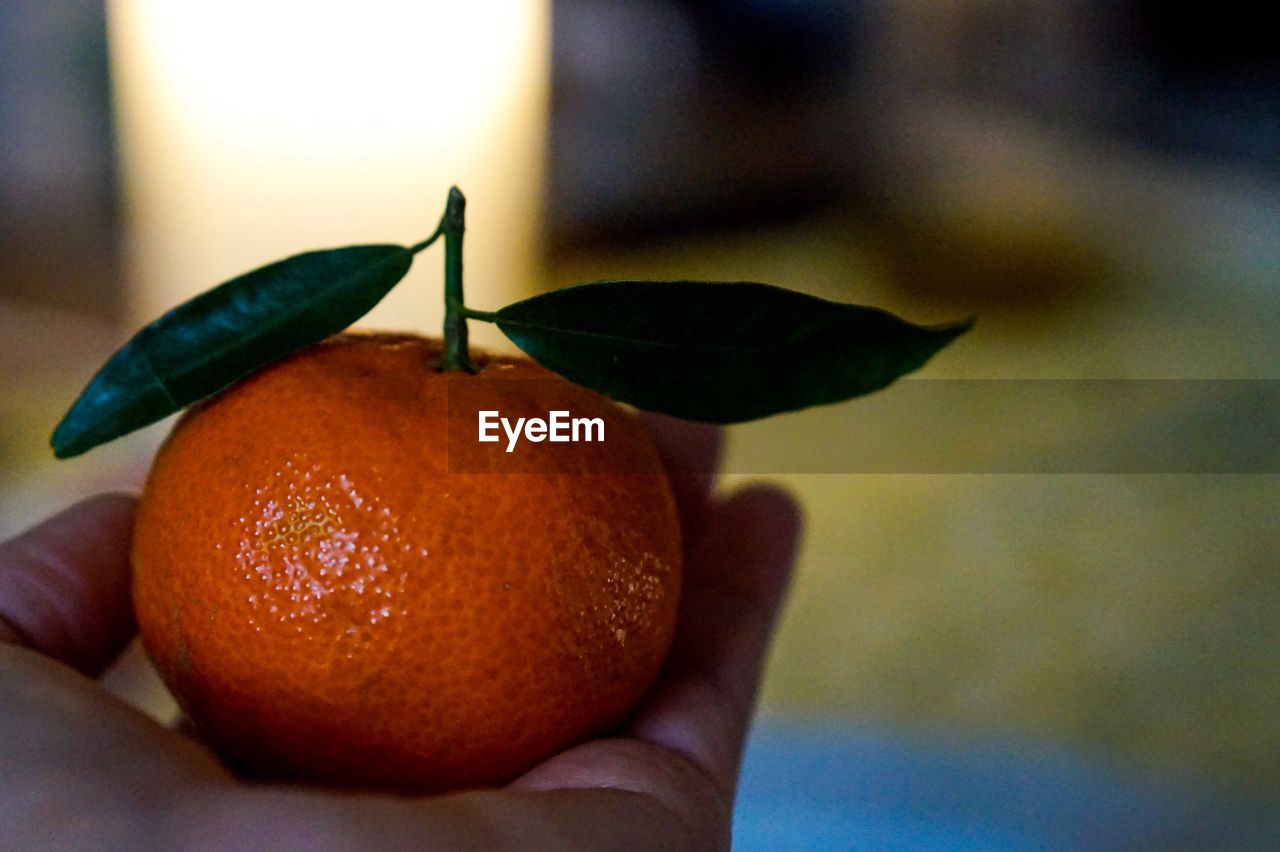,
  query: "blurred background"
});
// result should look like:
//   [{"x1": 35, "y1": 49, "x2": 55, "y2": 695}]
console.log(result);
[{"x1": 1, "y1": 0, "x2": 1277, "y2": 844}]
